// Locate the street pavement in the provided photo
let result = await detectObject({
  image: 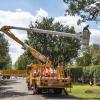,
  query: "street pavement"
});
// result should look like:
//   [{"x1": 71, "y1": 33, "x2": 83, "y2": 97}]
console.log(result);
[{"x1": 0, "y1": 78, "x2": 79, "y2": 100}]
